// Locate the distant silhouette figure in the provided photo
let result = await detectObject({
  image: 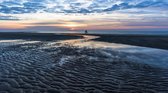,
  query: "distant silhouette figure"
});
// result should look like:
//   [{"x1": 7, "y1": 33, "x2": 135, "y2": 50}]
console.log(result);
[{"x1": 85, "y1": 30, "x2": 88, "y2": 34}]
